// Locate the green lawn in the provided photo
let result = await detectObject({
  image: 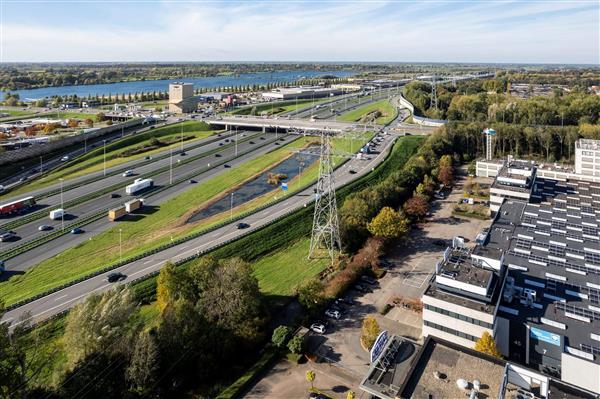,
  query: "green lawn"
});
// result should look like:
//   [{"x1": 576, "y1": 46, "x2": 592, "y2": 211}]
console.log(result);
[
  {"x1": 230, "y1": 98, "x2": 332, "y2": 116},
  {"x1": 1, "y1": 122, "x2": 214, "y2": 199},
  {"x1": 0, "y1": 132, "x2": 371, "y2": 306},
  {"x1": 42, "y1": 111, "x2": 98, "y2": 120},
  {"x1": 252, "y1": 238, "x2": 328, "y2": 296},
  {"x1": 338, "y1": 99, "x2": 398, "y2": 125},
  {"x1": 0, "y1": 109, "x2": 36, "y2": 118}
]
